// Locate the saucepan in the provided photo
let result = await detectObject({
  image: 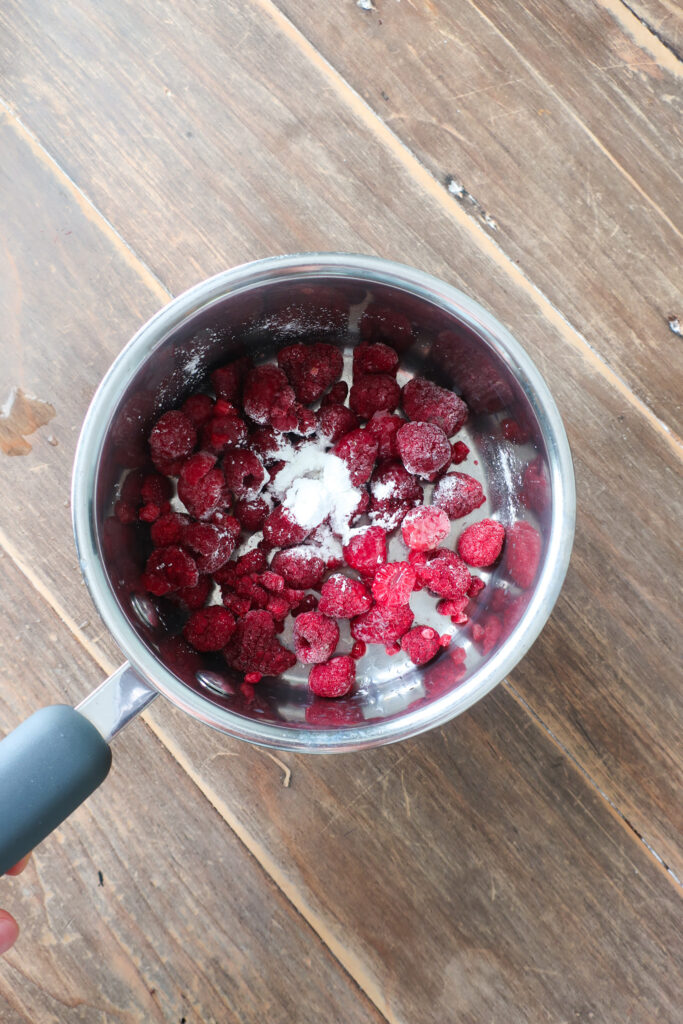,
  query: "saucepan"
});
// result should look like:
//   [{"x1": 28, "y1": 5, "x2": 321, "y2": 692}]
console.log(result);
[{"x1": 0, "y1": 253, "x2": 575, "y2": 875}]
